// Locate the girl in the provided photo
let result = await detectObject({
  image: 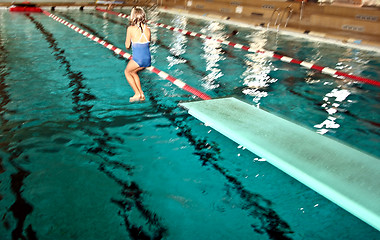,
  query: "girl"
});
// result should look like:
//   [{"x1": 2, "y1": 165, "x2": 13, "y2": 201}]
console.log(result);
[{"x1": 125, "y1": 7, "x2": 151, "y2": 102}]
